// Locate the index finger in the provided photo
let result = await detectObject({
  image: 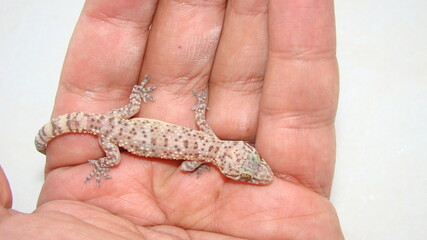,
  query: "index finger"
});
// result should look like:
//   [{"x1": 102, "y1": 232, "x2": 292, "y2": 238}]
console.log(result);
[{"x1": 46, "y1": 1, "x2": 158, "y2": 171}]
